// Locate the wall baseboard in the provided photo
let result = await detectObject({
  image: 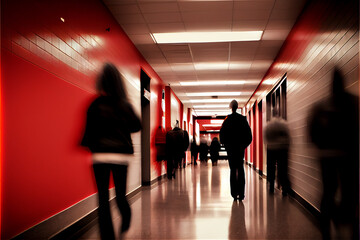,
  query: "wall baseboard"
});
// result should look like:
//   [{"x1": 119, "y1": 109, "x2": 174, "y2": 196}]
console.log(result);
[{"x1": 11, "y1": 181, "x2": 146, "y2": 240}]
